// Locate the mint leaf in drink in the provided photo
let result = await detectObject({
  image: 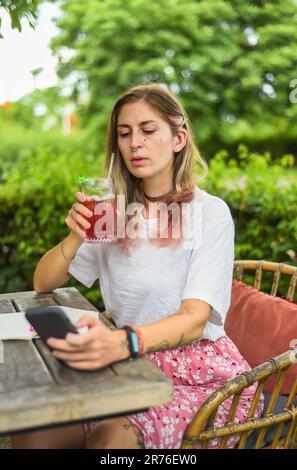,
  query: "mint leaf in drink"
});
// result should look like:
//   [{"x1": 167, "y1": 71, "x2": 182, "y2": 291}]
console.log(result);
[{"x1": 96, "y1": 189, "x2": 106, "y2": 196}]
